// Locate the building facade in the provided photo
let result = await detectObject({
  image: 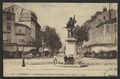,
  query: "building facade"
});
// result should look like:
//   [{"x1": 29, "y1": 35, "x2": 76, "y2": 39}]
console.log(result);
[
  {"x1": 3, "y1": 11, "x2": 17, "y2": 58},
  {"x1": 4, "y1": 5, "x2": 41, "y2": 44},
  {"x1": 3, "y1": 5, "x2": 42, "y2": 58},
  {"x1": 15, "y1": 23, "x2": 31, "y2": 44},
  {"x1": 88, "y1": 8, "x2": 117, "y2": 45},
  {"x1": 3, "y1": 11, "x2": 16, "y2": 44},
  {"x1": 83, "y1": 8, "x2": 117, "y2": 58}
]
